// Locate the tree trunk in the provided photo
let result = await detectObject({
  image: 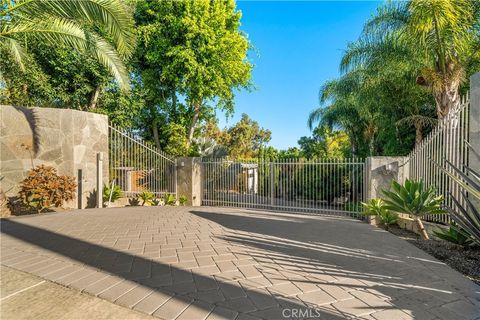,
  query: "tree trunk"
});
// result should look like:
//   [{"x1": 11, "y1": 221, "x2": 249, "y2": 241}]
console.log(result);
[
  {"x1": 414, "y1": 122, "x2": 423, "y2": 145},
  {"x1": 415, "y1": 217, "x2": 429, "y2": 240},
  {"x1": 369, "y1": 137, "x2": 375, "y2": 156},
  {"x1": 89, "y1": 85, "x2": 101, "y2": 110},
  {"x1": 433, "y1": 73, "x2": 461, "y2": 119},
  {"x1": 152, "y1": 120, "x2": 161, "y2": 150},
  {"x1": 351, "y1": 139, "x2": 357, "y2": 157},
  {"x1": 186, "y1": 101, "x2": 201, "y2": 147}
]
